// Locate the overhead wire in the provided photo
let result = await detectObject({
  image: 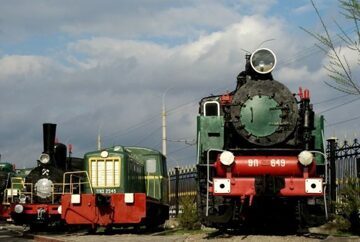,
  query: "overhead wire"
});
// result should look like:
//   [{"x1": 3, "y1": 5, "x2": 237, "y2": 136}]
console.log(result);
[
  {"x1": 313, "y1": 94, "x2": 351, "y2": 105},
  {"x1": 326, "y1": 115, "x2": 360, "y2": 127},
  {"x1": 277, "y1": 27, "x2": 356, "y2": 67},
  {"x1": 103, "y1": 114, "x2": 159, "y2": 140},
  {"x1": 318, "y1": 96, "x2": 360, "y2": 114},
  {"x1": 167, "y1": 144, "x2": 194, "y2": 156},
  {"x1": 134, "y1": 126, "x2": 162, "y2": 146}
]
